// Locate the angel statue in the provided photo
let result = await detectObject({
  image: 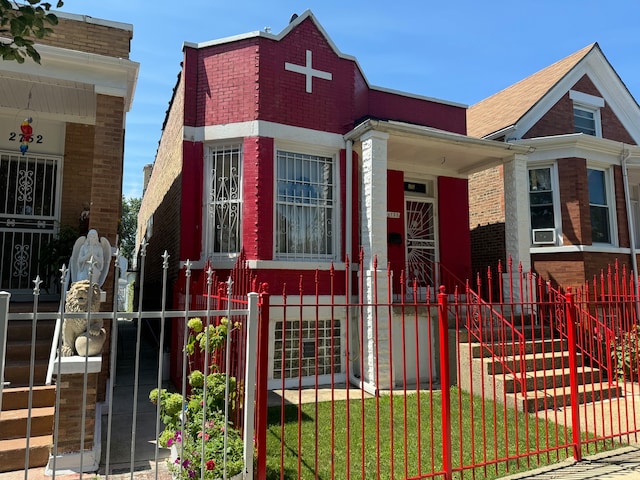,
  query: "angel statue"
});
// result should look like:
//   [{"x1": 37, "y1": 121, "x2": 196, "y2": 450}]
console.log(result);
[{"x1": 70, "y1": 229, "x2": 112, "y2": 287}]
